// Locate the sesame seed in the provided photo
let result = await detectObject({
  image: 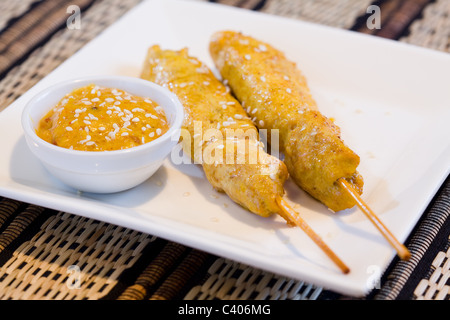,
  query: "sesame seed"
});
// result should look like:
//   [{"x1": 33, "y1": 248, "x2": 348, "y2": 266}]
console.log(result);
[
  {"x1": 83, "y1": 101, "x2": 92, "y2": 105},
  {"x1": 259, "y1": 44, "x2": 267, "y2": 52},
  {"x1": 216, "y1": 144, "x2": 224, "y2": 149},
  {"x1": 259, "y1": 120, "x2": 264, "y2": 127},
  {"x1": 245, "y1": 54, "x2": 251, "y2": 60},
  {"x1": 132, "y1": 108, "x2": 145, "y2": 113},
  {"x1": 105, "y1": 98, "x2": 114, "y2": 102},
  {"x1": 132, "y1": 117, "x2": 140, "y2": 122},
  {"x1": 260, "y1": 76, "x2": 266, "y2": 82},
  {"x1": 84, "y1": 120, "x2": 91, "y2": 125},
  {"x1": 65, "y1": 126, "x2": 73, "y2": 131},
  {"x1": 121, "y1": 132, "x2": 129, "y2": 136},
  {"x1": 286, "y1": 88, "x2": 292, "y2": 93},
  {"x1": 234, "y1": 114, "x2": 243, "y2": 119},
  {"x1": 91, "y1": 98, "x2": 100, "y2": 102},
  {"x1": 144, "y1": 99, "x2": 153, "y2": 104},
  {"x1": 99, "y1": 127, "x2": 105, "y2": 131},
  {"x1": 86, "y1": 141, "x2": 95, "y2": 146},
  {"x1": 156, "y1": 128, "x2": 162, "y2": 135},
  {"x1": 79, "y1": 135, "x2": 91, "y2": 144},
  {"x1": 149, "y1": 132, "x2": 155, "y2": 138},
  {"x1": 106, "y1": 110, "x2": 112, "y2": 115},
  {"x1": 114, "y1": 101, "x2": 121, "y2": 105},
  {"x1": 252, "y1": 108, "x2": 258, "y2": 114}
]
